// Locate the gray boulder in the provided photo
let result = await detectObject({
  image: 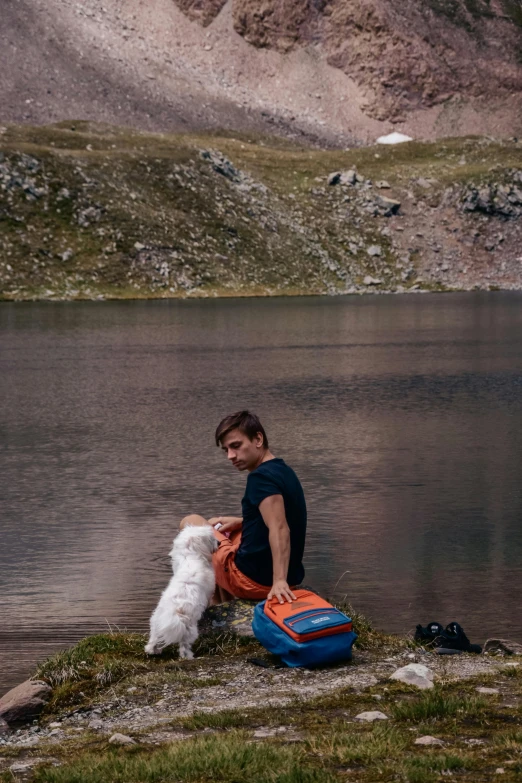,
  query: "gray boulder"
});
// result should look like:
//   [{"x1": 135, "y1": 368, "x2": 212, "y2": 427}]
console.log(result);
[
  {"x1": 390, "y1": 663, "x2": 434, "y2": 690},
  {"x1": 0, "y1": 680, "x2": 52, "y2": 724}
]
